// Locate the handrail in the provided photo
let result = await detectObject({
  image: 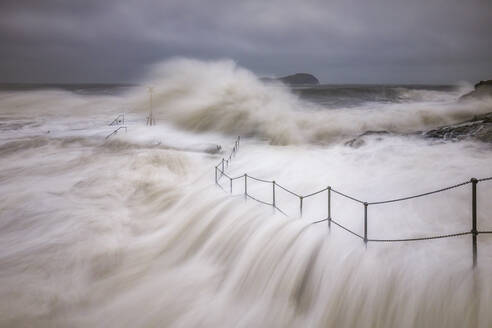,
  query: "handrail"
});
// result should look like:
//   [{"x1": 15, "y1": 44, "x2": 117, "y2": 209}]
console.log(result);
[
  {"x1": 367, "y1": 180, "x2": 471, "y2": 205},
  {"x1": 105, "y1": 126, "x2": 127, "y2": 139},
  {"x1": 109, "y1": 113, "x2": 125, "y2": 126},
  {"x1": 214, "y1": 136, "x2": 492, "y2": 268}
]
